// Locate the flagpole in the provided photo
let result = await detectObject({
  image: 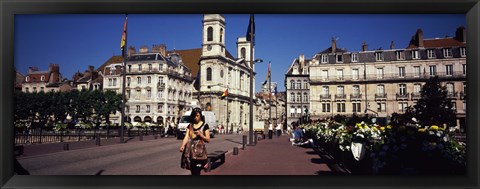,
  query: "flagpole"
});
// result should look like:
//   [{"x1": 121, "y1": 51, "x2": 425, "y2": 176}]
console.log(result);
[
  {"x1": 248, "y1": 14, "x2": 255, "y2": 145},
  {"x1": 120, "y1": 14, "x2": 128, "y2": 143}
]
